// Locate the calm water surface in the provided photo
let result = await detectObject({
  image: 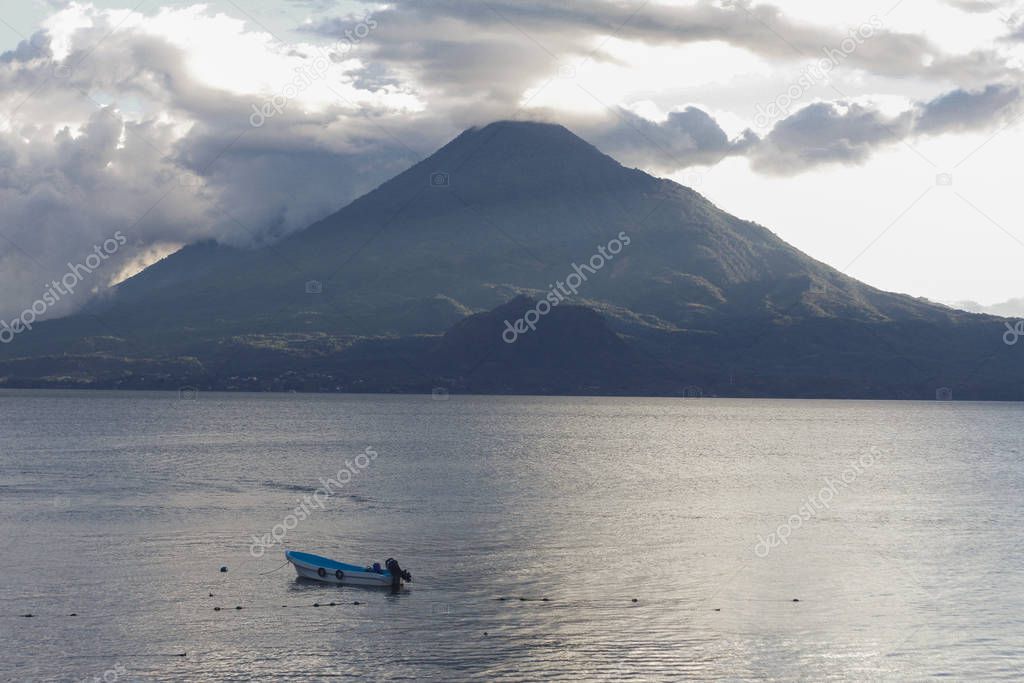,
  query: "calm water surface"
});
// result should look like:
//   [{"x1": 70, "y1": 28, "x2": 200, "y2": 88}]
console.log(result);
[{"x1": 2, "y1": 390, "x2": 1022, "y2": 681}]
